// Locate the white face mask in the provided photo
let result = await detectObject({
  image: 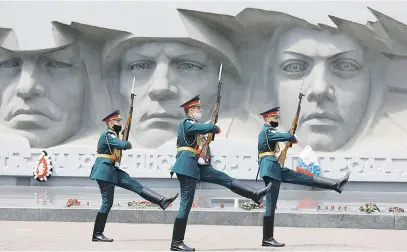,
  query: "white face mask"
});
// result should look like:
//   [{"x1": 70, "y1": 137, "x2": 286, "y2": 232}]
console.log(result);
[{"x1": 193, "y1": 111, "x2": 202, "y2": 120}]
